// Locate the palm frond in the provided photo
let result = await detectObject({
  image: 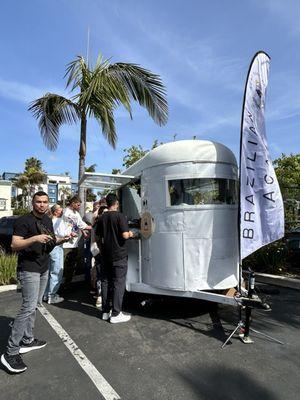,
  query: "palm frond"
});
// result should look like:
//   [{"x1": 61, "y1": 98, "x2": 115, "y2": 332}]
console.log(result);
[
  {"x1": 28, "y1": 93, "x2": 80, "y2": 151},
  {"x1": 93, "y1": 103, "x2": 117, "y2": 148},
  {"x1": 65, "y1": 56, "x2": 90, "y2": 93},
  {"x1": 106, "y1": 63, "x2": 168, "y2": 126},
  {"x1": 75, "y1": 56, "x2": 133, "y2": 117}
]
